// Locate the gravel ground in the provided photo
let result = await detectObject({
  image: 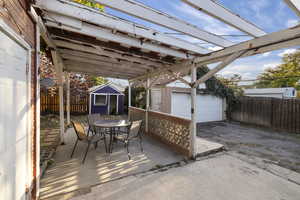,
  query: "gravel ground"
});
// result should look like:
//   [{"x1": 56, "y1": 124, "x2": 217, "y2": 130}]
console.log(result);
[{"x1": 197, "y1": 121, "x2": 300, "y2": 173}]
